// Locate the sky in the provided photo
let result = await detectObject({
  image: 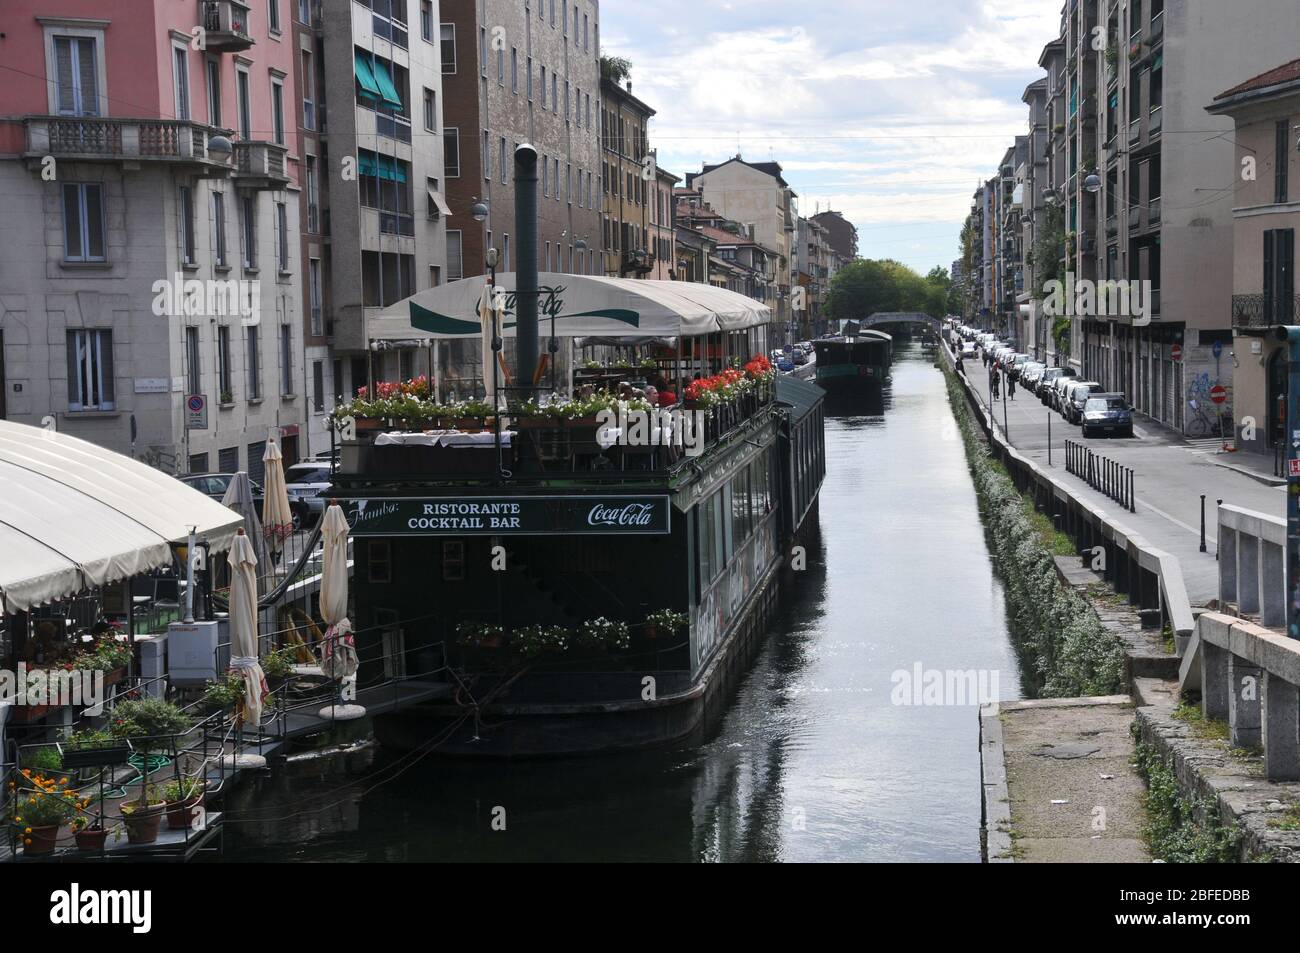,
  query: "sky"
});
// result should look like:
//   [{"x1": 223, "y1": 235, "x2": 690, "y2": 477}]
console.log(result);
[{"x1": 599, "y1": 0, "x2": 1062, "y2": 275}]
